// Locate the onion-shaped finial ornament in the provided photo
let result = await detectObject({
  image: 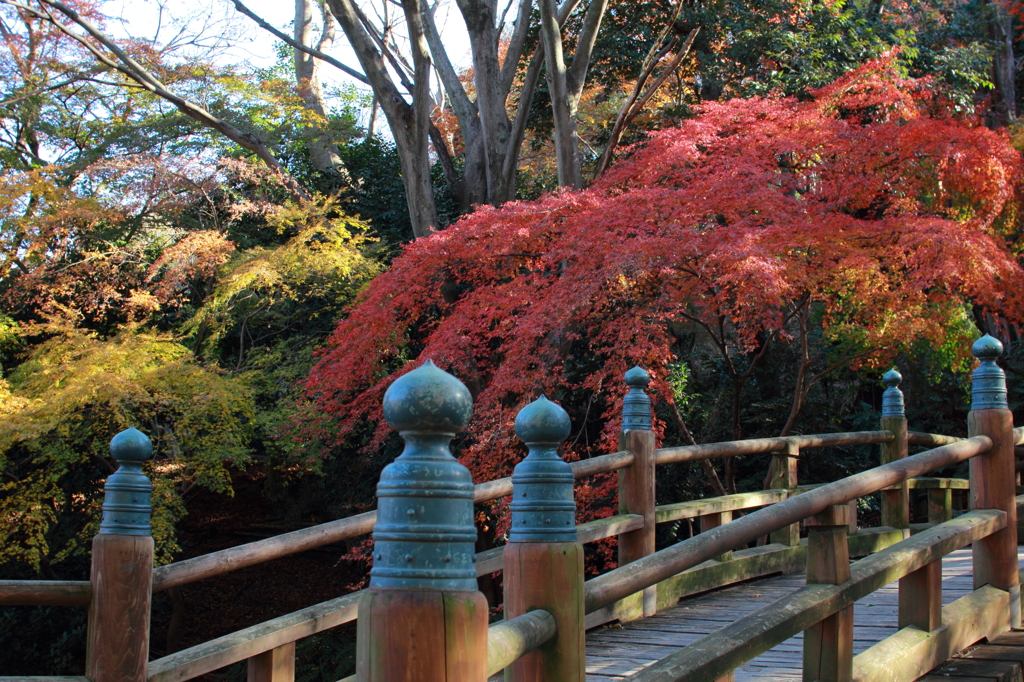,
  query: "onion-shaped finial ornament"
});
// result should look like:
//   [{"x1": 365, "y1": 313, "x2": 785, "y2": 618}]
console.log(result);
[
  {"x1": 881, "y1": 368, "x2": 904, "y2": 419},
  {"x1": 622, "y1": 366, "x2": 652, "y2": 431},
  {"x1": 371, "y1": 360, "x2": 478, "y2": 589},
  {"x1": 971, "y1": 335, "x2": 1007, "y2": 411},
  {"x1": 511, "y1": 396, "x2": 575, "y2": 543},
  {"x1": 100, "y1": 427, "x2": 153, "y2": 535}
]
